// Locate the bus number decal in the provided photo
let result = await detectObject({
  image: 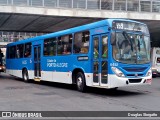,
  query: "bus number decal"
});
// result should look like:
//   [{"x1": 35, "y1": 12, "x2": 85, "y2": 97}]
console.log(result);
[
  {"x1": 110, "y1": 63, "x2": 118, "y2": 67},
  {"x1": 22, "y1": 60, "x2": 27, "y2": 65}
]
